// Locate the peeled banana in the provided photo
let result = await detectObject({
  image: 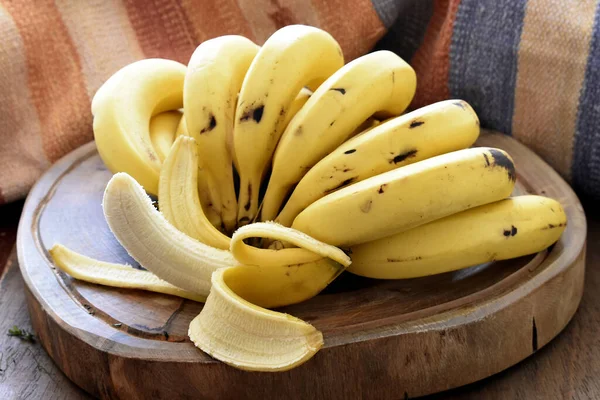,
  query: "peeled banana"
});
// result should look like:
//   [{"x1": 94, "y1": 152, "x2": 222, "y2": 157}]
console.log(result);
[
  {"x1": 188, "y1": 268, "x2": 323, "y2": 372},
  {"x1": 261, "y1": 51, "x2": 417, "y2": 221},
  {"x1": 49, "y1": 244, "x2": 205, "y2": 302},
  {"x1": 185, "y1": 36, "x2": 260, "y2": 232},
  {"x1": 103, "y1": 172, "x2": 236, "y2": 297},
  {"x1": 292, "y1": 147, "x2": 517, "y2": 246},
  {"x1": 276, "y1": 100, "x2": 480, "y2": 226},
  {"x1": 234, "y1": 25, "x2": 344, "y2": 225},
  {"x1": 93, "y1": 59, "x2": 186, "y2": 195},
  {"x1": 348, "y1": 196, "x2": 567, "y2": 279},
  {"x1": 158, "y1": 136, "x2": 231, "y2": 249}
]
